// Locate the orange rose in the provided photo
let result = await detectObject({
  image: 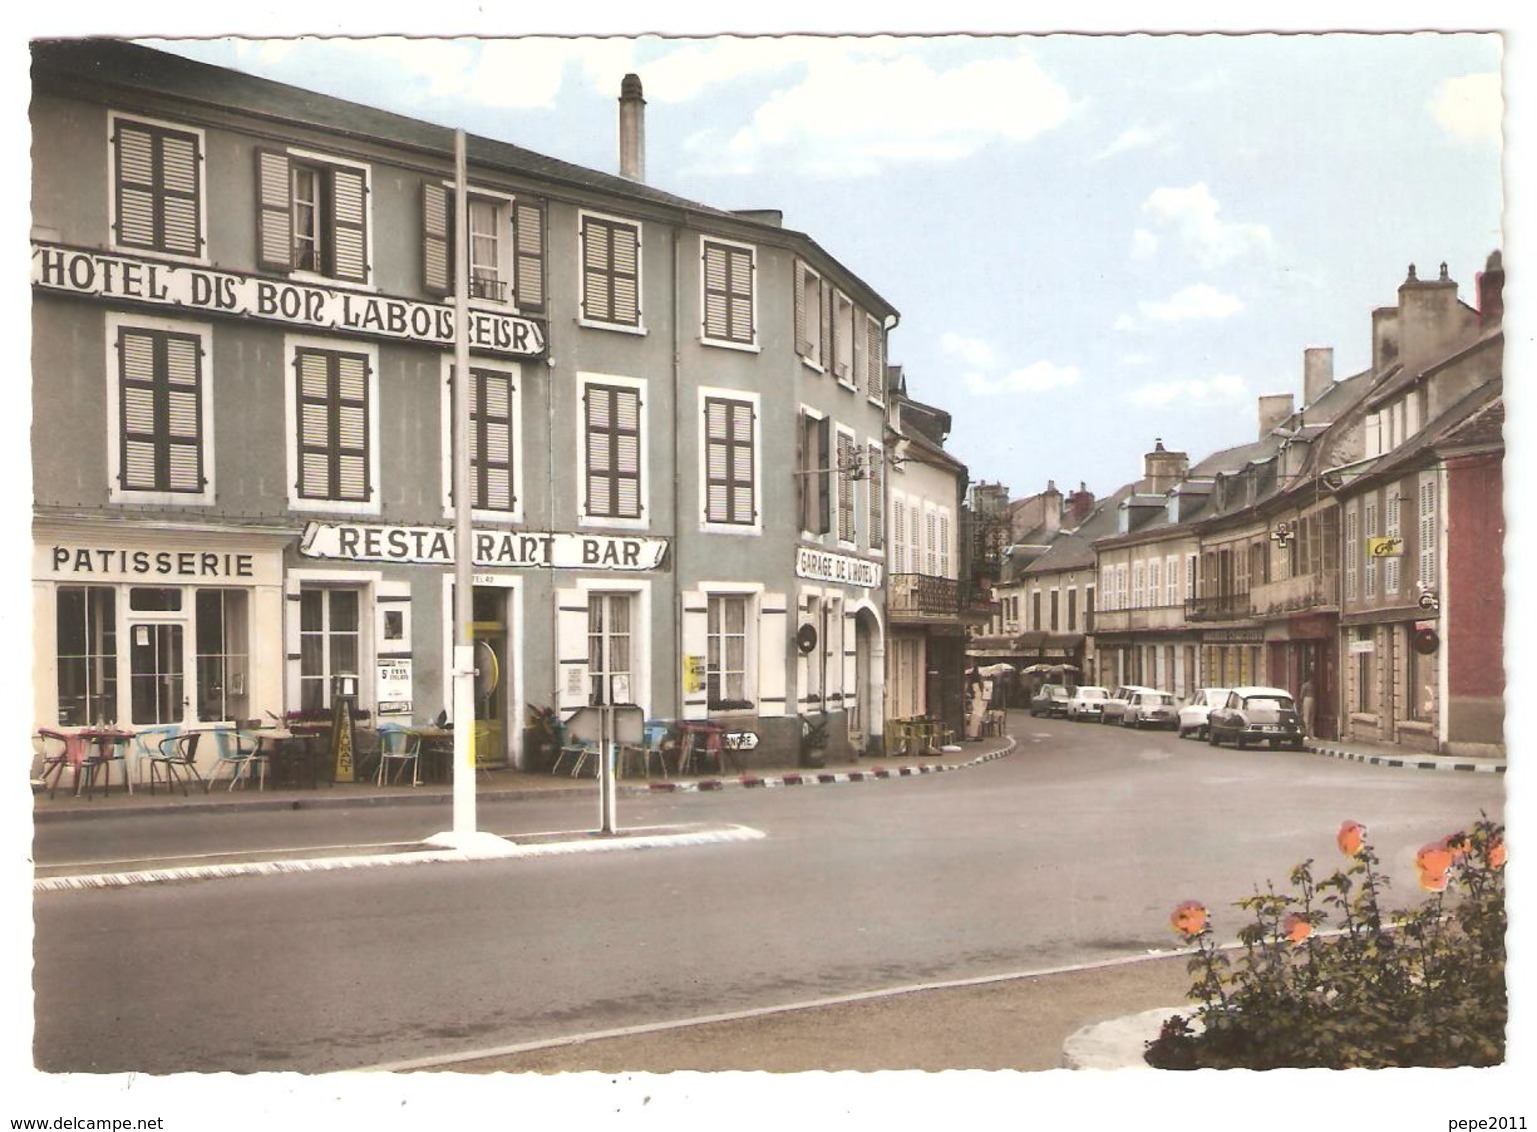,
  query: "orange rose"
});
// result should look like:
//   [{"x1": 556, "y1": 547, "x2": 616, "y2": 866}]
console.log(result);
[
  {"x1": 1283, "y1": 912, "x2": 1312, "y2": 945},
  {"x1": 1171, "y1": 900, "x2": 1207, "y2": 937},
  {"x1": 1440, "y1": 833, "x2": 1469, "y2": 864},
  {"x1": 1417, "y1": 868, "x2": 1450, "y2": 893},
  {"x1": 1488, "y1": 841, "x2": 1506, "y2": 869},
  {"x1": 1337, "y1": 820, "x2": 1365, "y2": 857},
  {"x1": 1417, "y1": 841, "x2": 1455, "y2": 877}
]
